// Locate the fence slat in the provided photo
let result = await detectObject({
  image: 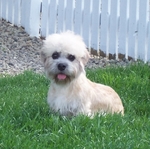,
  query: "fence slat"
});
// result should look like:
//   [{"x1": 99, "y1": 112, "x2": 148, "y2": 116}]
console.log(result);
[
  {"x1": 109, "y1": 0, "x2": 119, "y2": 59},
  {"x1": 74, "y1": 0, "x2": 83, "y2": 35},
  {"x1": 21, "y1": 0, "x2": 28, "y2": 28},
  {"x1": 100, "y1": 0, "x2": 111, "y2": 57},
  {"x1": 14, "y1": 0, "x2": 21, "y2": 26},
  {"x1": 82, "y1": 0, "x2": 92, "y2": 50},
  {"x1": 22, "y1": 0, "x2": 31, "y2": 34},
  {"x1": 91, "y1": 0, "x2": 101, "y2": 52},
  {"x1": 0, "y1": 0, "x2": 2, "y2": 19},
  {"x1": 148, "y1": 21, "x2": 150, "y2": 61},
  {"x1": 137, "y1": 0, "x2": 149, "y2": 62},
  {"x1": 48, "y1": 0, "x2": 58, "y2": 34},
  {"x1": 8, "y1": 0, "x2": 13, "y2": 24},
  {"x1": 1, "y1": 0, "x2": 8, "y2": 21},
  {"x1": 128, "y1": 0, "x2": 138, "y2": 60},
  {"x1": 57, "y1": 0, "x2": 65, "y2": 32},
  {"x1": 119, "y1": 0, "x2": 129, "y2": 58},
  {"x1": 65, "y1": 0, "x2": 75, "y2": 31},
  {"x1": 41, "y1": 0, "x2": 49, "y2": 37}
]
